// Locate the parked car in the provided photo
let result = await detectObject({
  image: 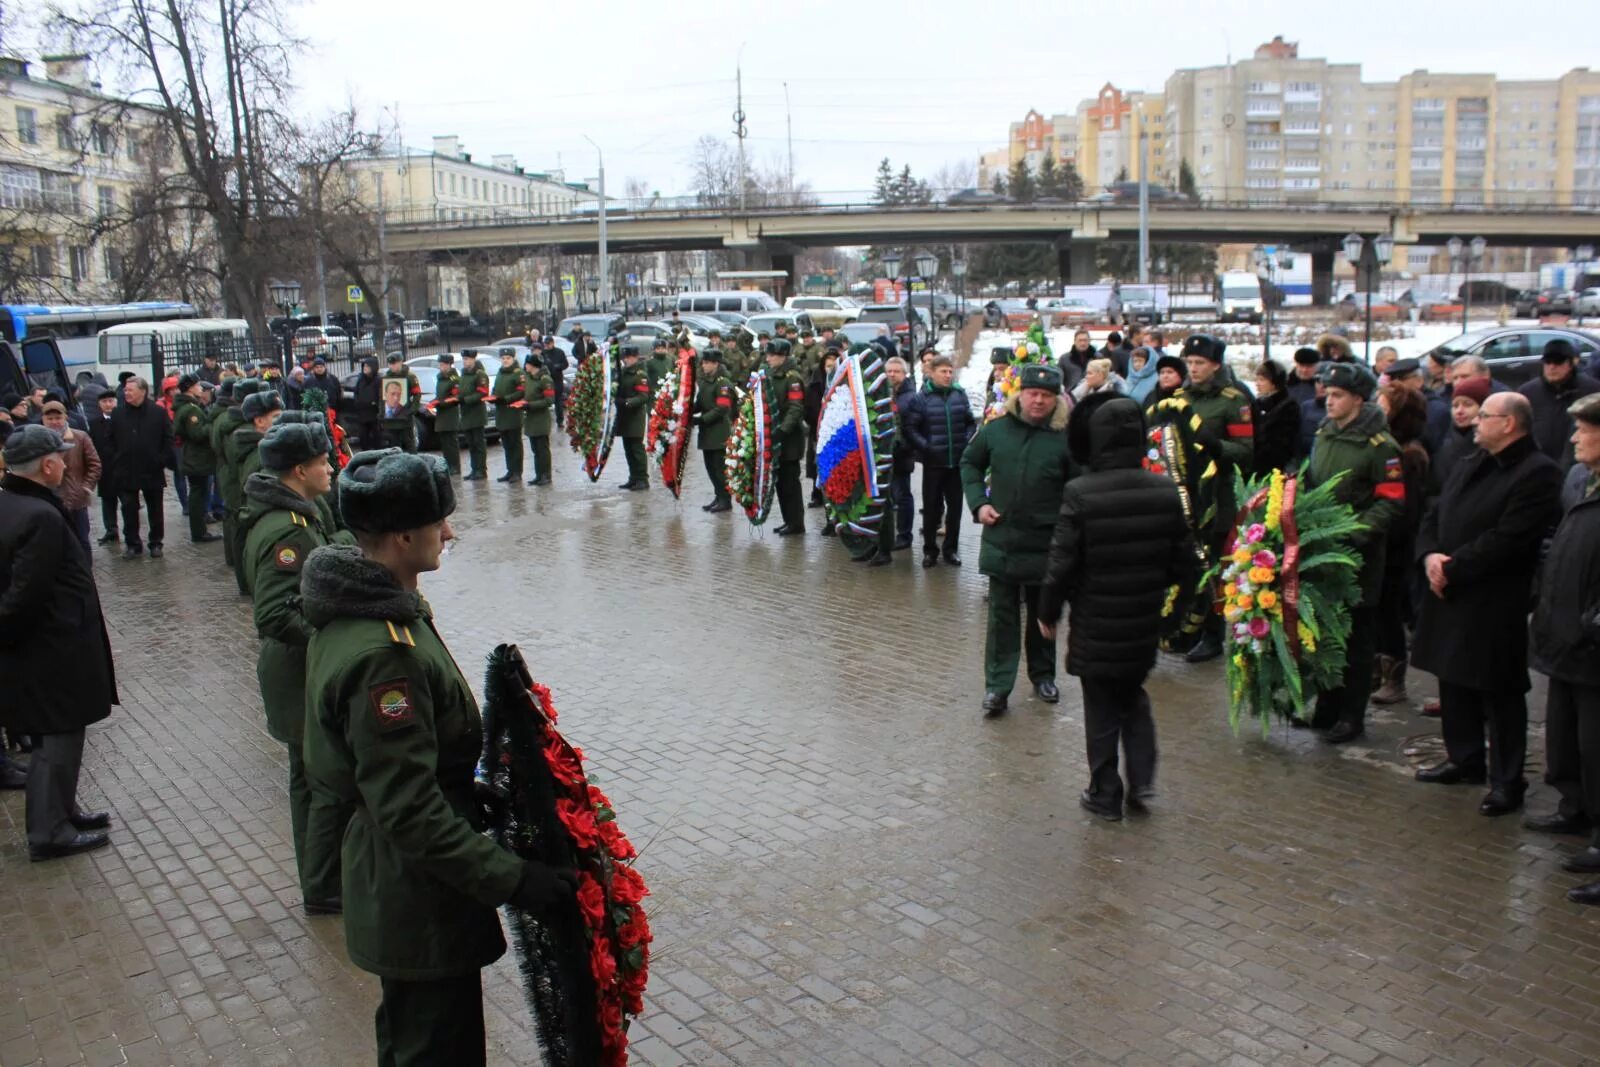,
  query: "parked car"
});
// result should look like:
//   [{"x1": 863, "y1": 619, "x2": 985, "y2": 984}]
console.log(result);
[
  {"x1": 1036, "y1": 297, "x2": 1098, "y2": 328},
  {"x1": 554, "y1": 313, "x2": 626, "y2": 341},
  {"x1": 739, "y1": 310, "x2": 816, "y2": 346},
  {"x1": 701, "y1": 310, "x2": 749, "y2": 329},
  {"x1": 946, "y1": 188, "x2": 1009, "y2": 205},
  {"x1": 785, "y1": 295, "x2": 862, "y2": 330},
  {"x1": 853, "y1": 304, "x2": 925, "y2": 351},
  {"x1": 1092, "y1": 181, "x2": 1189, "y2": 204},
  {"x1": 906, "y1": 292, "x2": 964, "y2": 329},
  {"x1": 1530, "y1": 287, "x2": 1575, "y2": 317},
  {"x1": 1512, "y1": 290, "x2": 1540, "y2": 317},
  {"x1": 1573, "y1": 288, "x2": 1600, "y2": 317},
  {"x1": 292, "y1": 326, "x2": 353, "y2": 360},
  {"x1": 673, "y1": 313, "x2": 735, "y2": 336},
  {"x1": 624, "y1": 320, "x2": 708, "y2": 352},
  {"x1": 1420, "y1": 326, "x2": 1600, "y2": 388},
  {"x1": 838, "y1": 321, "x2": 893, "y2": 349}
]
